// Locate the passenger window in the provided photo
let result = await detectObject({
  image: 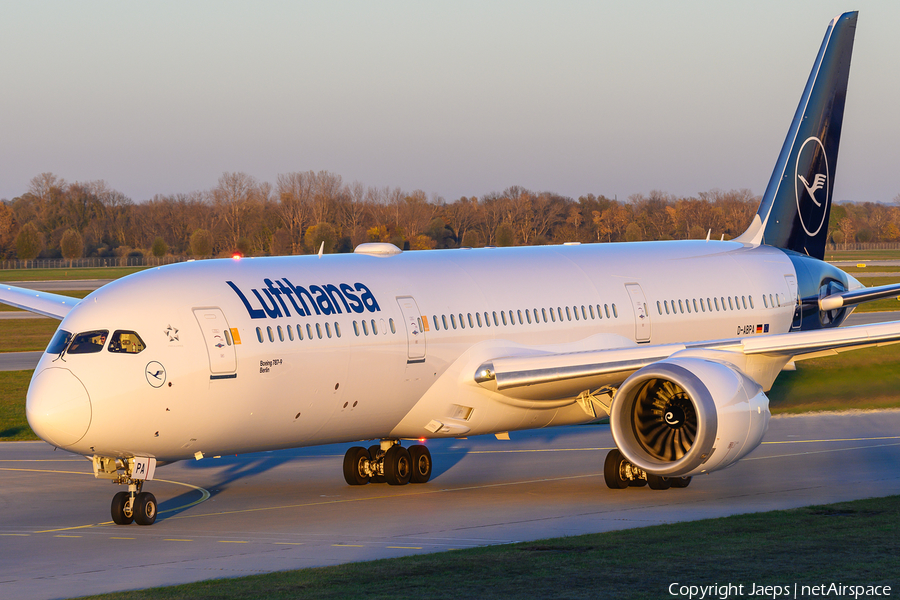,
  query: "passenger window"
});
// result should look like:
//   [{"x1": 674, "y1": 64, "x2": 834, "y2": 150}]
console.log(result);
[
  {"x1": 306, "y1": 324, "x2": 313, "y2": 339},
  {"x1": 590, "y1": 305, "x2": 596, "y2": 319},
  {"x1": 526, "y1": 310, "x2": 532, "y2": 324},
  {"x1": 728, "y1": 297, "x2": 734, "y2": 310},
  {"x1": 749, "y1": 296, "x2": 754, "y2": 309},
  {"x1": 467, "y1": 313, "x2": 474, "y2": 328},
  {"x1": 604, "y1": 304, "x2": 610, "y2": 318},
  {"x1": 550, "y1": 308, "x2": 556, "y2": 322},
  {"x1": 508, "y1": 310, "x2": 515, "y2": 324},
  {"x1": 390, "y1": 319, "x2": 396, "y2": 334},
  {"x1": 297, "y1": 324, "x2": 304, "y2": 340},
  {"x1": 612, "y1": 304, "x2": 618, "y2": 318},
  {"x1": 686, "y1": 300, "x2": 691, "y2": 314},
  {"x1": 742, "y1": 296, "x2": 748, "y2": 309},
  {"x1": 542, "y1": 308, "x2": 548, "y2": 322},
  {"x1": 256, "y1": 327, "x2": 263, "y2": 343},
  {"x1": 335, "y1": 323, "x2": 341, "y2": 338},
  {"x1": 278, "y1": 326, "x2": 285, "y2": 342},
  {"x1": 108, "y1": 330, "x2": 146, "y2": 354},
  {"x1": 484, "y1": 312, "x2": 491, "y2": 327},
  {"x1": 316, "y1": 323, "x2": 323, "y2": 339},
  {"x1": 371, "y1": 319, "x2": 378, "y2": 335},
  {"x1": 451, "y1": 314, "x2": 457, "y2": 329},
  {"x1": 501, "y1": 311, "x2": 508, "y2": 326},
  {"x1": 664, "y1": 301, "x2": 670, "y2": 315},
  {"x1": 353, "y1": 321, "x2": 360, "y2": 336},
  {"x1": 678, "y1": 300, "x2": 684, "y2": 314},
  {"x1": 267, "y1": 326, "x2": 275, "y2": 342},
  {"x1": 362, "y1": 320, "x2": 369, "y2": 335},
  {"x1": 763, "y1": 295, "x2": 768, "y2": 308},
  {"x1": 477, "y1": 313, "x2": 483, "y2": 327},
  {"x1": 565, "y1": 307, "x2": 572, "y2": 321},
  {"x1": 459, "y1": 313, "x2": 465, "y2": 329},
  {"x1": 442, "y1": 315, "x2": 448, "y2": 330},
  {"x1": 287, "y1": 326, "x2": 294, "y2": 341},
  {"x1": 325, "y1": 322, "x2": 332, "y2": 338},
  {"x1": 693, "y1": 299, "x2": 698, "y2": 313},
  {"x1": 433, "y1": 315, "x2": 439, "y2": 331}
]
